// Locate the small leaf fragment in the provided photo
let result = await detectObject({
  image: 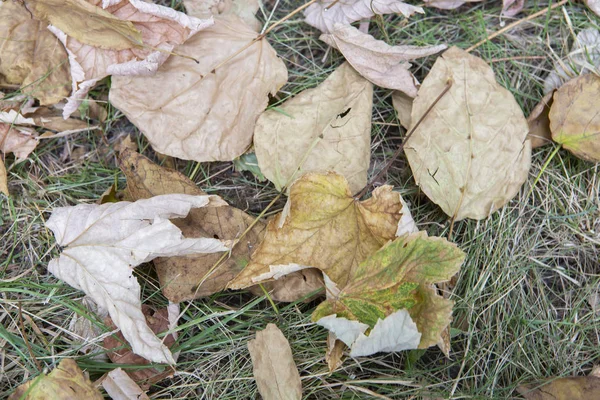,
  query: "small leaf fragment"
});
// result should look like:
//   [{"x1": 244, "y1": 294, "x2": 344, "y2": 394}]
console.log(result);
[
  {"x1": 587, "y1": 0, "x2": 600, "y2": 16},
  {"x1": 517, "y1": 376, "x2": 600, "y2": 400},
  {"x1": 549, "y1": 74, "x2": 600, "y2": 162},
  {"x1": 0, "y1": 158, "x2": 8, "y2": 196},
  {"x1": 8, "y1": 359, "x2": 103, "y2": 400},
  {"x1": 102, "y1": 368, "x2": 150, "y2": 400},
  {"x1": 392, "y1": 91, "x2": 414, "y2": 130},
  {"x1": 248, "y1": 324, "x2": 302, "y2": 400},
  {"x1": 527, "y1": 92, "x2": 554, "y2": 149}
]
